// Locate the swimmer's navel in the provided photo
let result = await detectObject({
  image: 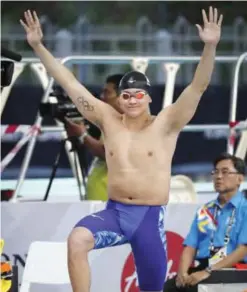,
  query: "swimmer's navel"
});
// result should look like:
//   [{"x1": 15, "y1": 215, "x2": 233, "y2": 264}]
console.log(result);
[
  {"x1": 128, "y1": 197, "x2": 133, "y2": 200},
  {"x1": 148, "y1": 151, "x2": 153, "y2": 156},
  {"x1": 109, "y1": 151, "x2": 114, "y2": 156}
]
